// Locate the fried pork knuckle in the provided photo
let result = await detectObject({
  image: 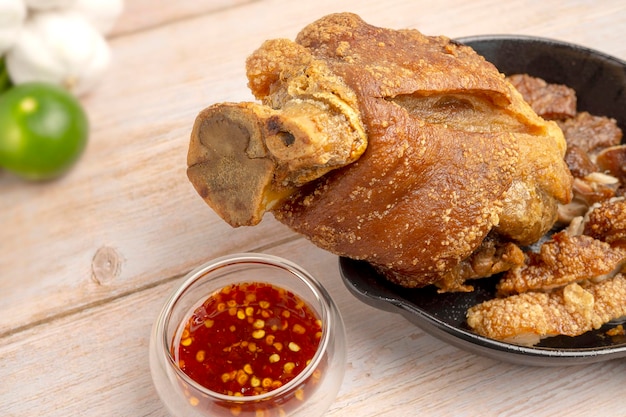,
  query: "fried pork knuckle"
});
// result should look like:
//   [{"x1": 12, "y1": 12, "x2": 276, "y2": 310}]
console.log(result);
[{"x1": 187, "y1": 13, "x2": 573, "y2": 289}]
